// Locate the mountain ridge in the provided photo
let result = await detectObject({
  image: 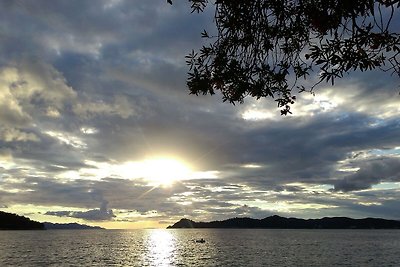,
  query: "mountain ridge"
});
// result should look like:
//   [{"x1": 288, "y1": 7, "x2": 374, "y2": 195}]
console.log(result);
[
  {"x1": 167, "y1": 215, "x2": 400, "y2": 229},
  {"x1": 0, "y1": 211, "x2": 44, "y2": 230},
  {"x1": 0, "y1": 211, "x2": 104, "y2": 230},
  {"x1": 43, "y1": 222, "x2": 104, "y2": 230}
]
